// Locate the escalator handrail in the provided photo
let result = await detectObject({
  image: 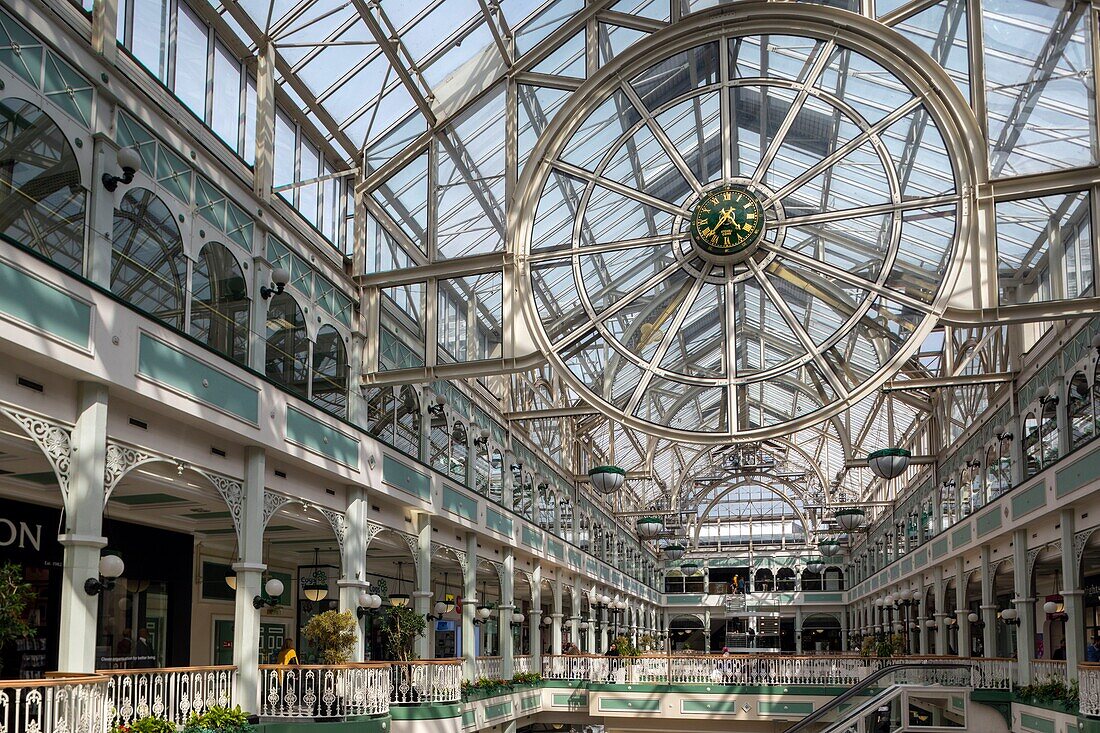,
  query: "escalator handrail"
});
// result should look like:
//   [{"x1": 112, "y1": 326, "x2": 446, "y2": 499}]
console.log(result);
[{"x1": 783, "y1": 662, "x2": 974, "y2": 733}]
